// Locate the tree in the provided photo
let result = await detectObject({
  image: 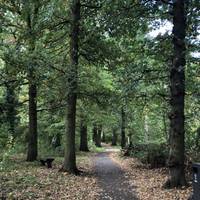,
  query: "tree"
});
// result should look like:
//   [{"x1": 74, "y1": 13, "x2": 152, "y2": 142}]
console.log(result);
[
  {"x1": 25, "y1": 0, "x2": 40, "y2": 162},
  {"x1": 61, "y1": 0, "x2": 80, "y2": 174},
  {"x1": 4, "y1": 63, "x2": 19, "y2": 138},
  {"x1": 112, "y1": 128, "x2": 118, "y2": 146},
  {"x1": 121, "y1": 107, "x2": 126, "y2": 148},
  {"x1": 102, "y1": 131, "x2": 106, "y2": 143},
  {"x1": 79, "y1": 119, "x2": 89, "y2": 151},
  {"x1": 96, "y1": 125, "x2": 102, "y2": 147},
  {"x1": 164, "y1": 0, "x2": 187, "y2": 188},
  {"x1": 93, "y1": 124, "x2": 98, "y2": 144}
]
